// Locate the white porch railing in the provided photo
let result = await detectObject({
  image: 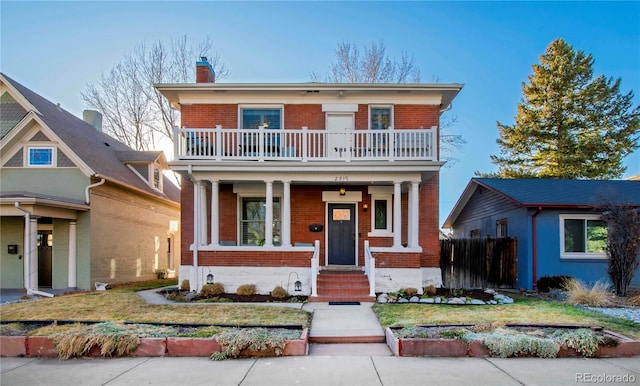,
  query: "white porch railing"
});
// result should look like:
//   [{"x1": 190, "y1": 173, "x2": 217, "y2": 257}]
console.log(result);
[
  {"x1": 311, "y1": 240, "x2": 320, "y2": 297},
  {"x1": 173, "y1": 126, "x2": 437, "y2": 162},
  {"x1": 364, "y1": 240, "x2": 376, "y2": 297}
]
